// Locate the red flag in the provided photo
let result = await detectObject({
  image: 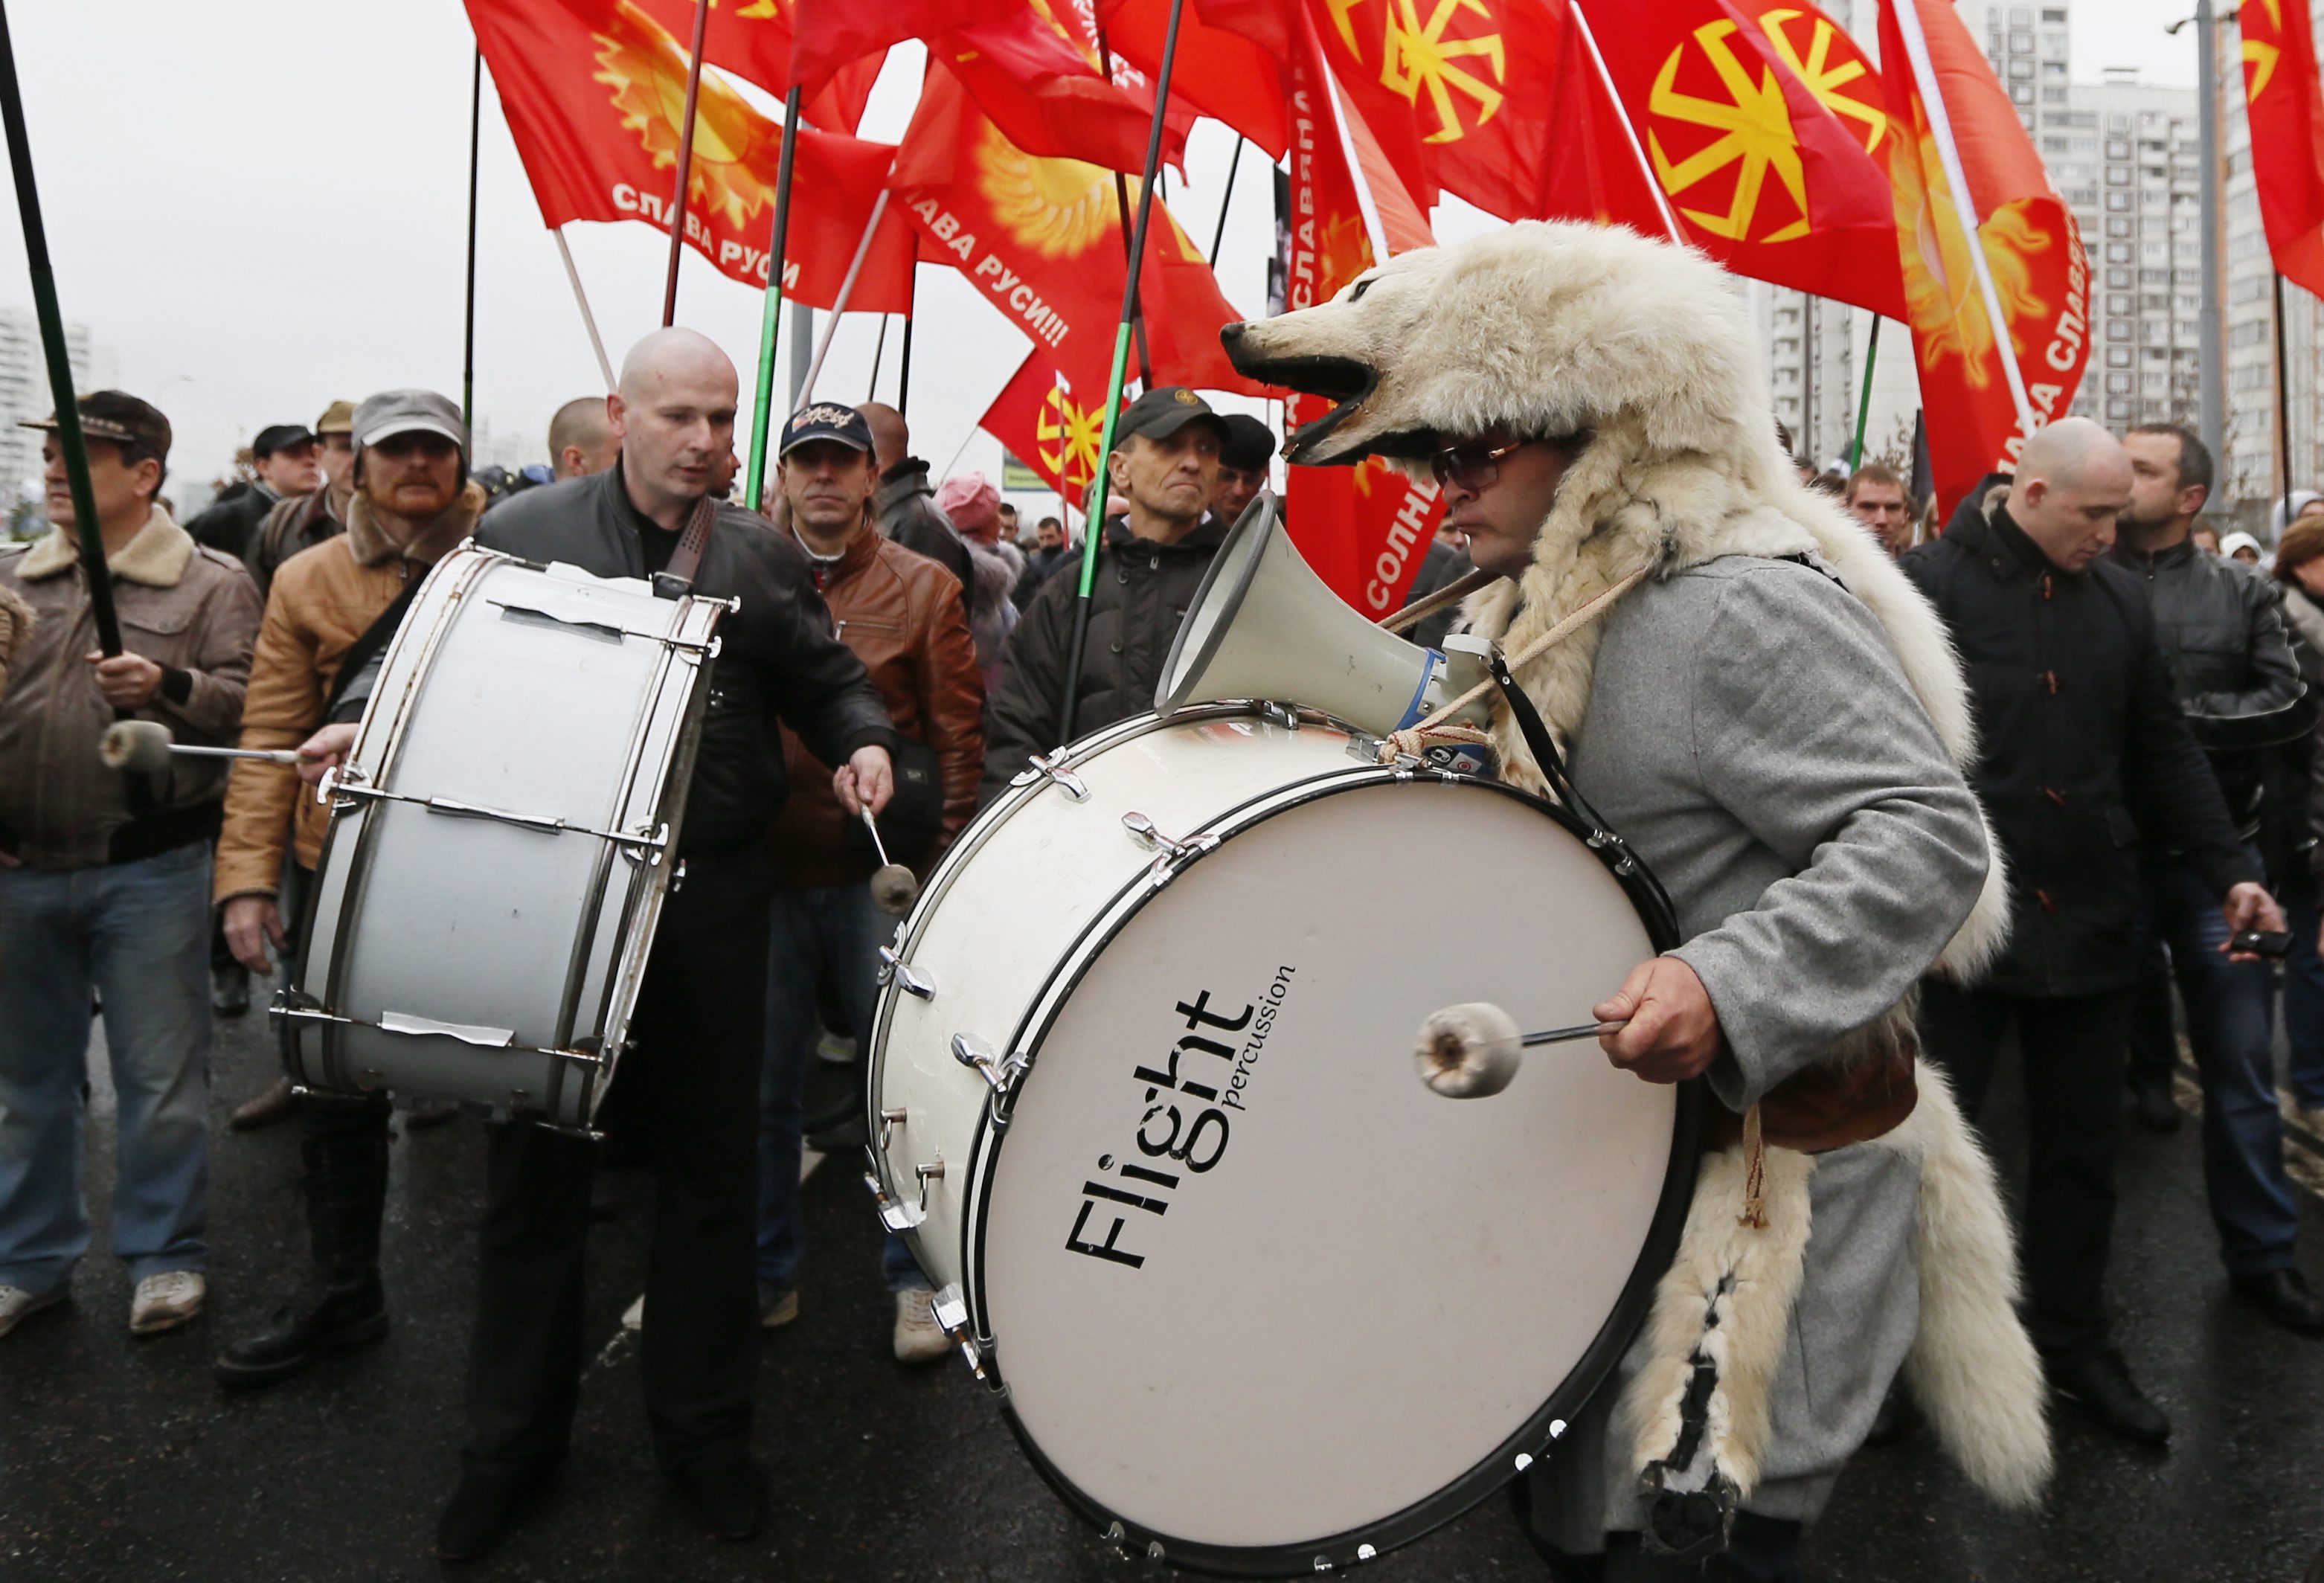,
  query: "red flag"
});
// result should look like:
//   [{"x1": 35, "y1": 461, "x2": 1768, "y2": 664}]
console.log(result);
[
  {"x1": 627, "y1": 0, "x2": 879, "y2": 132},
  {"x1": 888, "y1": 65, "x2": 1262, "y2": 396},
  {"x1": 469, "y1": 0, "x2": 915, "y2": 312},
  {"x1": 787, "y1": 0, "x2": 1019, "y2": 100},
  {"x1": 1536, "y1": 0, "x2": 1680, "y2": 236},
  {"x1": 2238, "y1": 0, "x2": 2324, "y2": 298},
  {"x1": 1099, "y1": 0, "x2": 1291, "y2": 159},
  {"x1": 1879, "y1": 0, "x2": 2091, "y2": 514},
  {"x1": 980, "y1": 351, "x2": 1109, "y2": 501},
  {"x1": 936, "y1": 8, "x2": 1169, "y2": 177},
  {"x1": 1579, "y1": 0, "x2": 1905, "y2": 318},
  {"x1": 1280, "y1": 8, "x2": 1446, "y2": 614}
]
